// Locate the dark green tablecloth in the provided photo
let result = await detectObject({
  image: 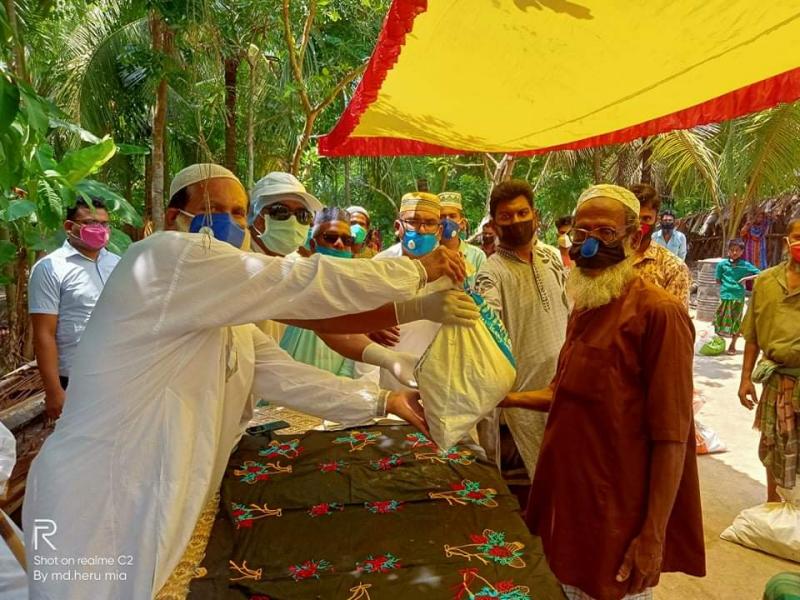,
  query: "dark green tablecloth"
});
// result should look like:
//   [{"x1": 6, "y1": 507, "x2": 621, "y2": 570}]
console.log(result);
[{"x1": 188, "y1": 424, "x2": 565, "y2": 600}]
